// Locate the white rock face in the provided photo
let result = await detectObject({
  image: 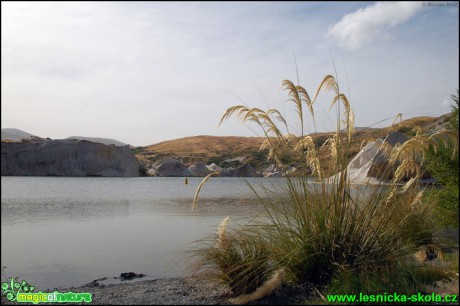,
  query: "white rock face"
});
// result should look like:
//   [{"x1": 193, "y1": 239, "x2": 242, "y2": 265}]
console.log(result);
[
  {"x1": 327, "y1": 132, "x2": 408, "y2": 185},
  {"x1": 206, "y1": 163, "x2": 223, "y2": 172},
  {"x1": 1, "y1": 139, "x2": 140, "y2": 177}
]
